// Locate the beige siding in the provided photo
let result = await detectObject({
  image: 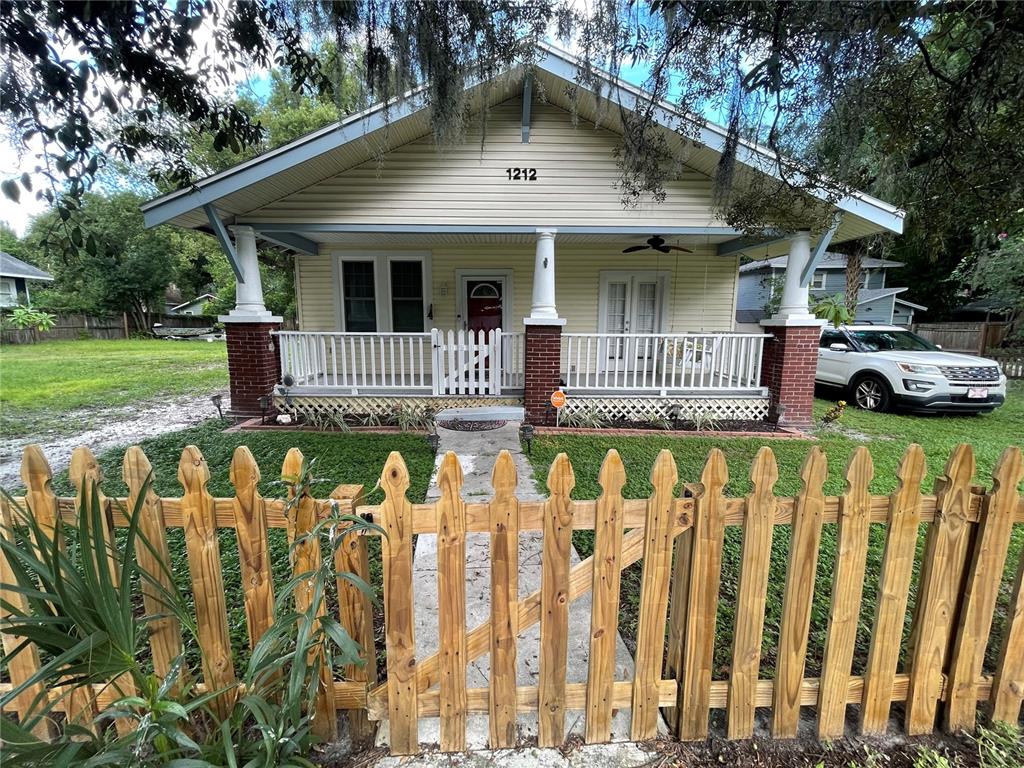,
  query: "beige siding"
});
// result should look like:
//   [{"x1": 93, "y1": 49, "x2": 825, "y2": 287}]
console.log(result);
[
  {"x1": 246, "y1": 98, "x2": 728, "y2": 229},
  {"x1": 295, "y1": 255, "x2": 337, "y2": 330},
  {"x1": 295, "y1": 245, "x2": 738, "y2": 334}
]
